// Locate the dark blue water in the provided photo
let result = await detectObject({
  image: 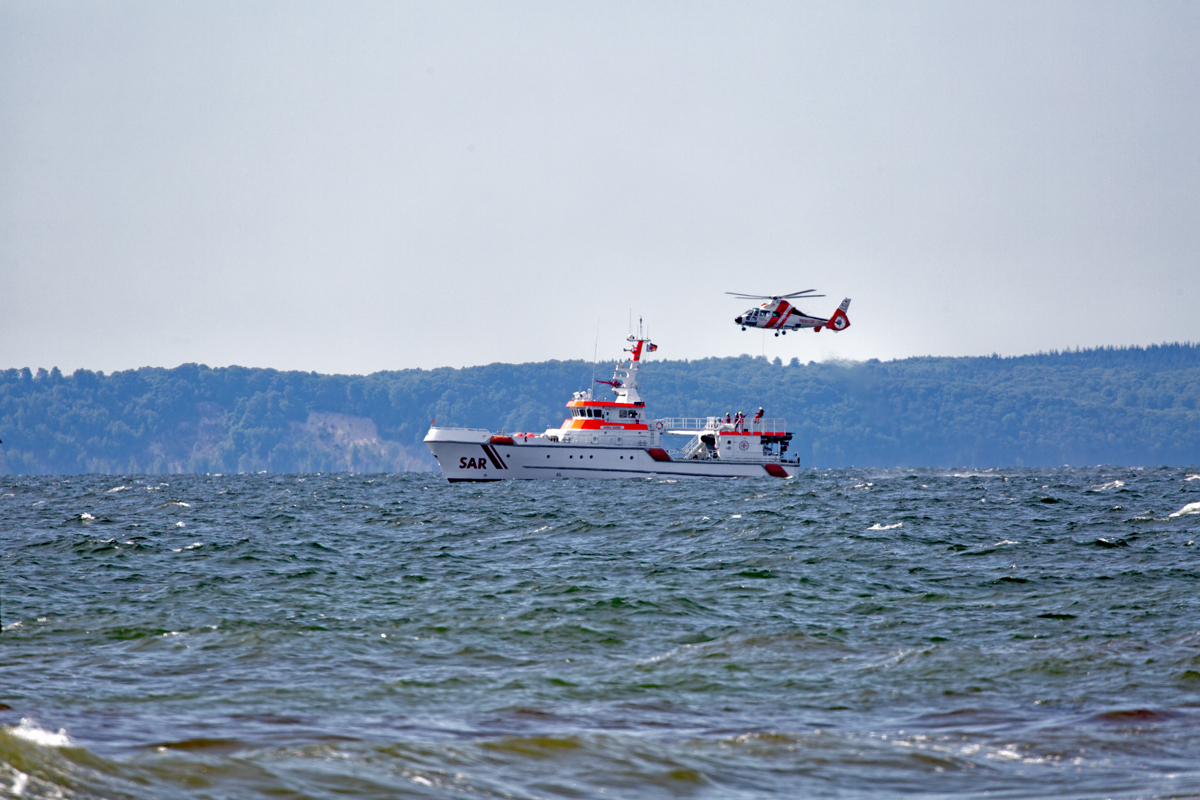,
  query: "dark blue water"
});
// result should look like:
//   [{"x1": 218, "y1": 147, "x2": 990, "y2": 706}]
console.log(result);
[{"x1": 3, "y1": 468, "x2": 1200, "y2": 798}]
